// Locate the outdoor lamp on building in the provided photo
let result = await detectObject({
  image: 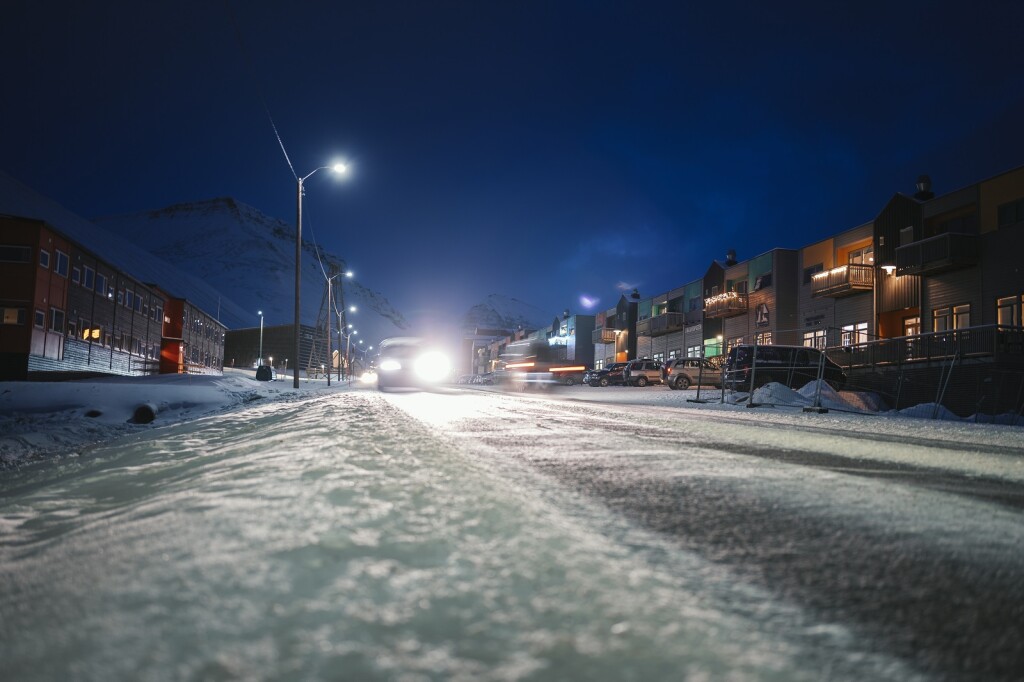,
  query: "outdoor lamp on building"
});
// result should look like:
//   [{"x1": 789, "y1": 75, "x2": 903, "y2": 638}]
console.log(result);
[{"x1": 294, "y1": 161, "x2": 349, "y2": 389}]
